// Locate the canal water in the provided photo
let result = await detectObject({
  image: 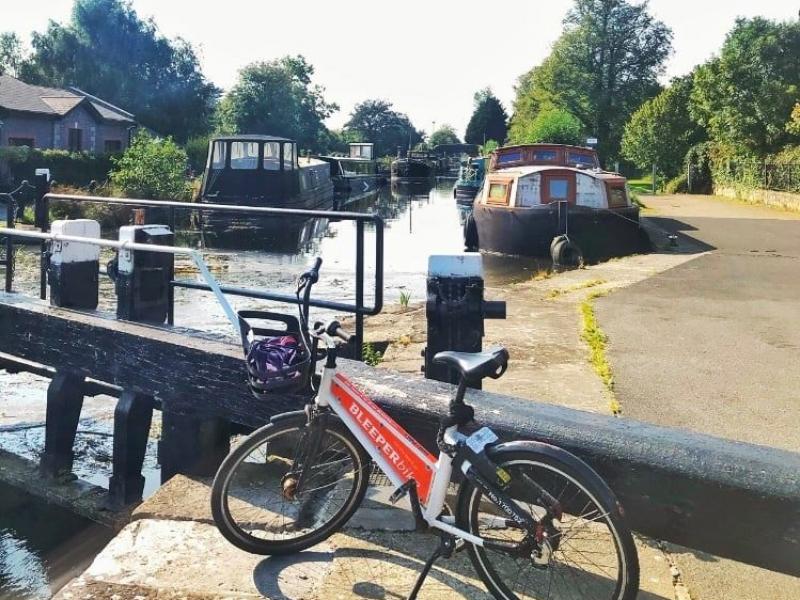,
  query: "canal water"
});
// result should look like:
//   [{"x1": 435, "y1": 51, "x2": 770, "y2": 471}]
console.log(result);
[{"x1": 0, "y1": 180, "x2": 545, "y2": 597}]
